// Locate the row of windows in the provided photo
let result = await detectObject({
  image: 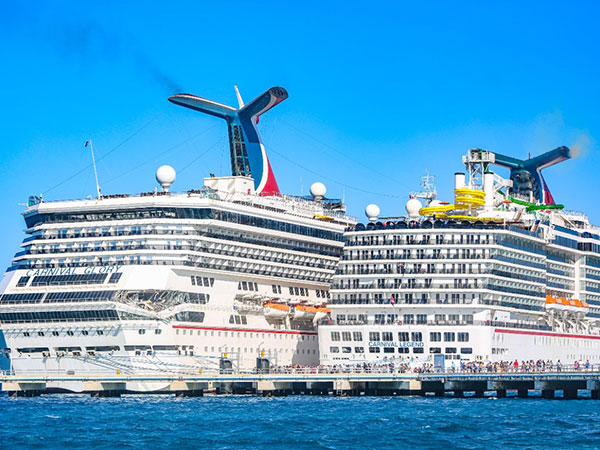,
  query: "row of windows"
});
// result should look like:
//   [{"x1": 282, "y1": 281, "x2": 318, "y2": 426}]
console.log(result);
[
  {"x1": 430, "y1": 332, "x2": 470, "y2": 342},
  {"x1": 31, "y1": 273, "x2": 108, "y2": 287},
  {"x1": 0, "y1": 292, "x2": 44, "y2": 304},
  {"x1": 228, "y1": 315, "x2": 248, "y2": 325},
  {"x1": 173, "y1": 311, "x2": 205, "y2": 323},
  {"x1": 45, "y1": 290, "x2": 115, "y2": 303},
  {"x1": 331, "y1": 331, "x2": 363, "y2": 342},
  {"x1": 362, "y1": 331, "x2": 470, "y2": 342},
  {"x1": 191, "y1": 276, "x2": 215, "y2": 287},
  {"x1": 0, "y1": 309, "x2": 120, "y2": 324},
  {"x1": 368, "y1": 347, "x2": 422, "y2": 354},
  {"x1": 329, "y1": 346, "x2": 473, "y2": 355},
  {"x1": 12, "y1": 344, "x2": 188, "y2": 355},
  {"x1": 239, "y1": 281, "x2": 259, "y2": 291},
  {"x1": 25, "y1": 207, "x2": 343, "y2": 242}
]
